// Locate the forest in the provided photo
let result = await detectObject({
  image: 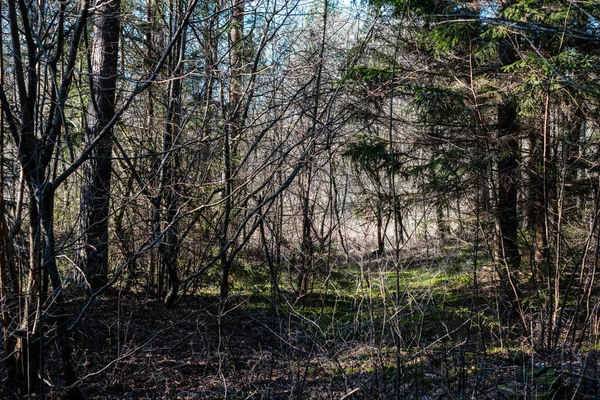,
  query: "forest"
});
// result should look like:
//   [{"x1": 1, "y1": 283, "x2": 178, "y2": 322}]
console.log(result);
[{"x1": 0, "y1": 0, "x2": 599, "y2": 398}]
